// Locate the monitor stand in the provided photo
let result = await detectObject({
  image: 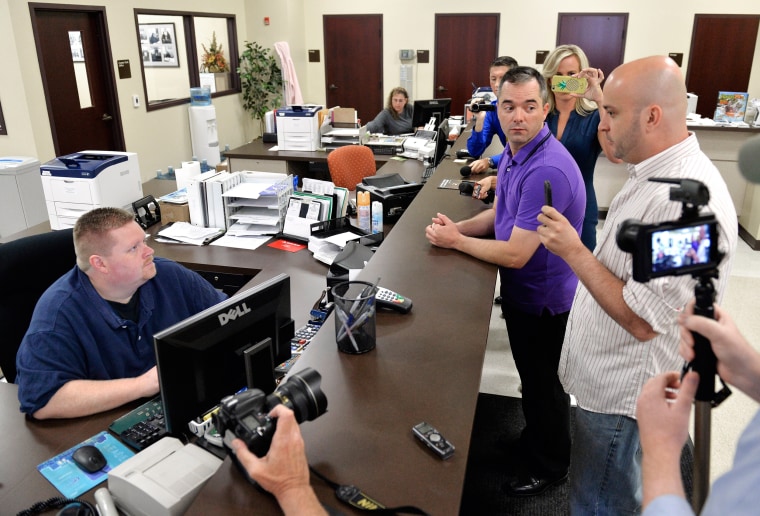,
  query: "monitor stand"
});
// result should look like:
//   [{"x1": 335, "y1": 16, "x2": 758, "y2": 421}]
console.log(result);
[{"x1": 244, "y1": 337, "x2": 277, "y2": 394}]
